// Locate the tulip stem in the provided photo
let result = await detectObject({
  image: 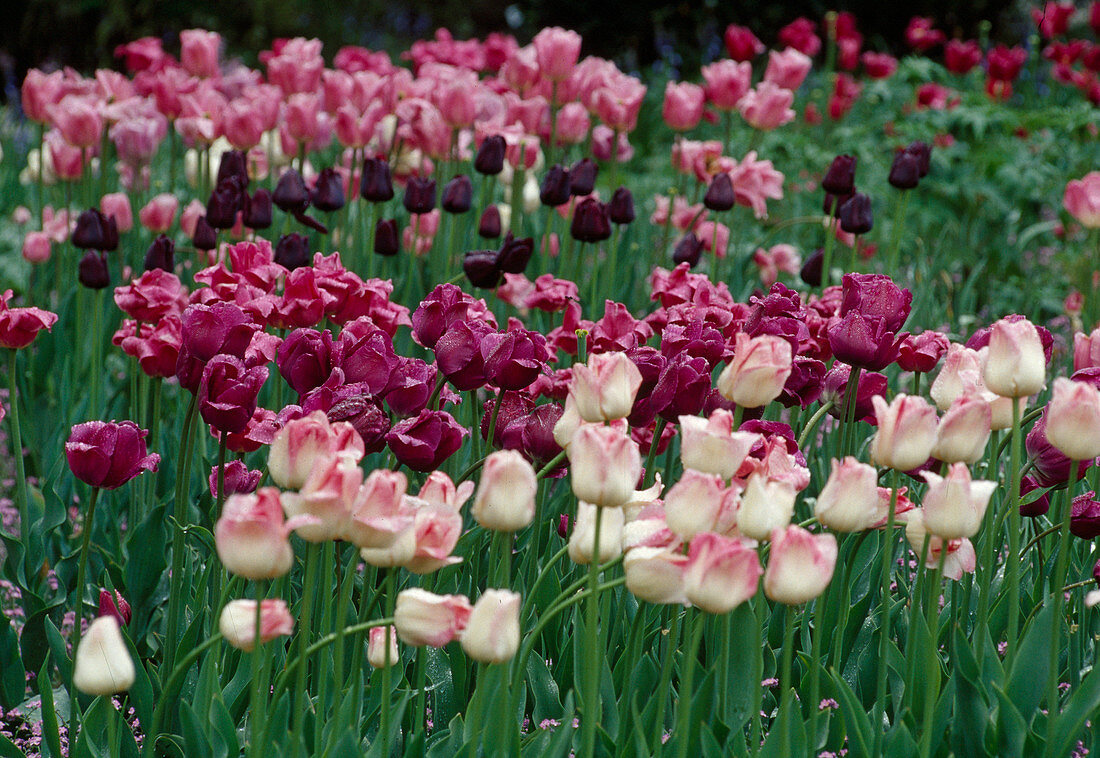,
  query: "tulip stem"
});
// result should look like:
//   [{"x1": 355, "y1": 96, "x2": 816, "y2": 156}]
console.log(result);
[
  {"x1": 535, "y1": 450, "x2": 567, "y2": 480},
  {"x1": 272, "y1": 617, "x2": 396, "y2": 695},
  {"x1": 580, "y1": 506, "x2": 604, "y2": 758},
  {"x1": 808, "y1": 592, "x2": 826, "y2": 744},
  {"x1": 1044, "y1": 467, "x2": 1078, "y2": 754},
  {"x1": 839, "y1": 366, "x2": 862, "y2": 458},
  {"x1": 165, "y1": 394, "x2": 198, "y2": 676},
  {"x1": 643, "y1": 419, "x2": 667, "y2": 487},
  {"x1": 142, "y1": 634, "x2": 224, "y2": 758},
  {"x1": 1005, "y1": 397, "x2": 1024, "y2": 663},
  {"x1": 291, "y1": 542, "x2": 321, "y2": 758},
  {"x1": 919, "y1": 546, "x2": 946, "y2": 758},
  {"x1": 778, "y1": 602, "x2": 798, "y2": 702},
  {"x1": 651, "y1": 608, "x2": 682, "y2": 752},
  {"x1": 381, "y1": 568, "x2": 397, "y2": 758},
  {"x1": 674, "y1": 610, "x2": 705, "y2": 758},
  {"x1": 820, "y1": 212, "x2": 838, "y2": 289},
  {"x1": 871, "y1": 472, "x2": 900, "y2": 756},
  {"x1": 796, "y1": 401, "x2": 835, "y2": 452},
  {"x1": 247, "y1": 579, "x2": 268, "y2": 758},
  {"x1": 69, "y1": 486, "x2": 100, "y2": 743},
  {"x1": 6, "y1": 350, "x2": 29, "y2": 552},
  {"x1": 216, "y1": 431, "x2": 227, "y2": 515}
]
